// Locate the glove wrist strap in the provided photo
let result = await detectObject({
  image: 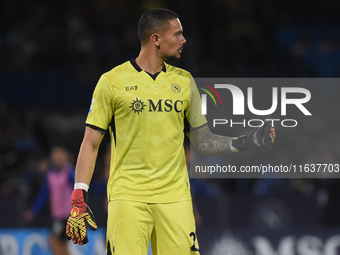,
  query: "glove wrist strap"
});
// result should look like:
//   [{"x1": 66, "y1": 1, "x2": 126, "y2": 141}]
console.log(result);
[
  {"x1": 230, "y1": 140, "x2": 239, "y2": 152},
  {"x1": 74, "y1": 182, "x2": 89, "y2": 192},
  {"x1": 231, "y1": 135, "x2": 249, "y2": 151}
]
